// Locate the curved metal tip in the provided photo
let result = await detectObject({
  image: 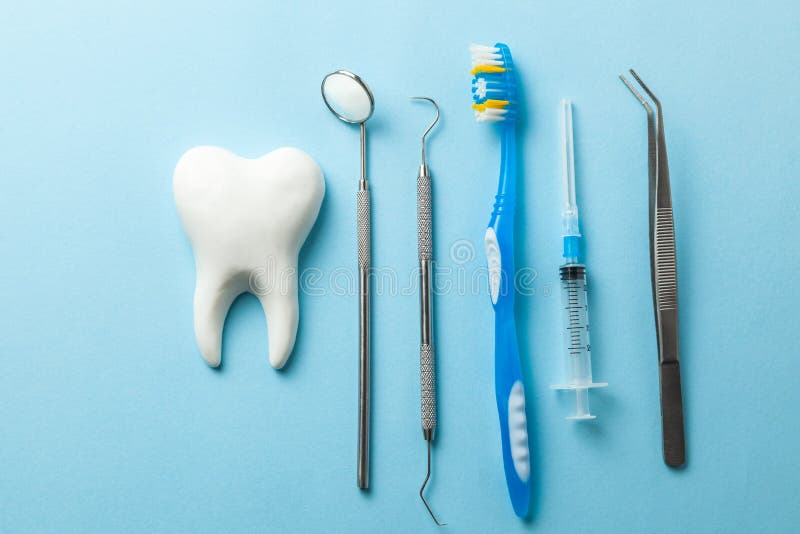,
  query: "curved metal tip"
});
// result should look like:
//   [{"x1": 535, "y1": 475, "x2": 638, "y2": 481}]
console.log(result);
[
  {"x1": 619, "y1": 74, "x2": 647, "y2": 107},
  {"x1": 629, "y1": 69, "x2": 661, "y2": 108},
  {"x1": 410, "y1": 96, "x2": 440, "y2": 165},
  {"x1": 420, "y1": 440, "x2": 446, "y2": 526}
]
